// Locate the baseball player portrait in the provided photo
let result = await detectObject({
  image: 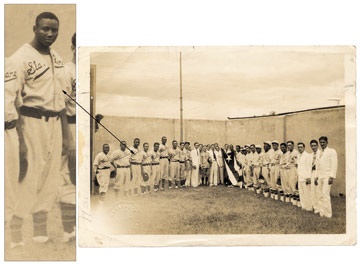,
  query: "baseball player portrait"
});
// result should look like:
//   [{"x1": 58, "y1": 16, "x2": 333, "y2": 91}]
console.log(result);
[{"x1": 4, "y1": 5, "x2": 76, "y2": 261}]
